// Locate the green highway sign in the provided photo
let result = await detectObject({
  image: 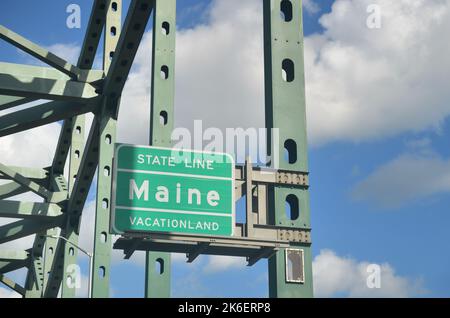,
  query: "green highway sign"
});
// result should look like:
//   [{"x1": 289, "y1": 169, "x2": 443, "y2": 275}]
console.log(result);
[{"x1": 111, "y1": 144, "x2": 235, "y2": 236}]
